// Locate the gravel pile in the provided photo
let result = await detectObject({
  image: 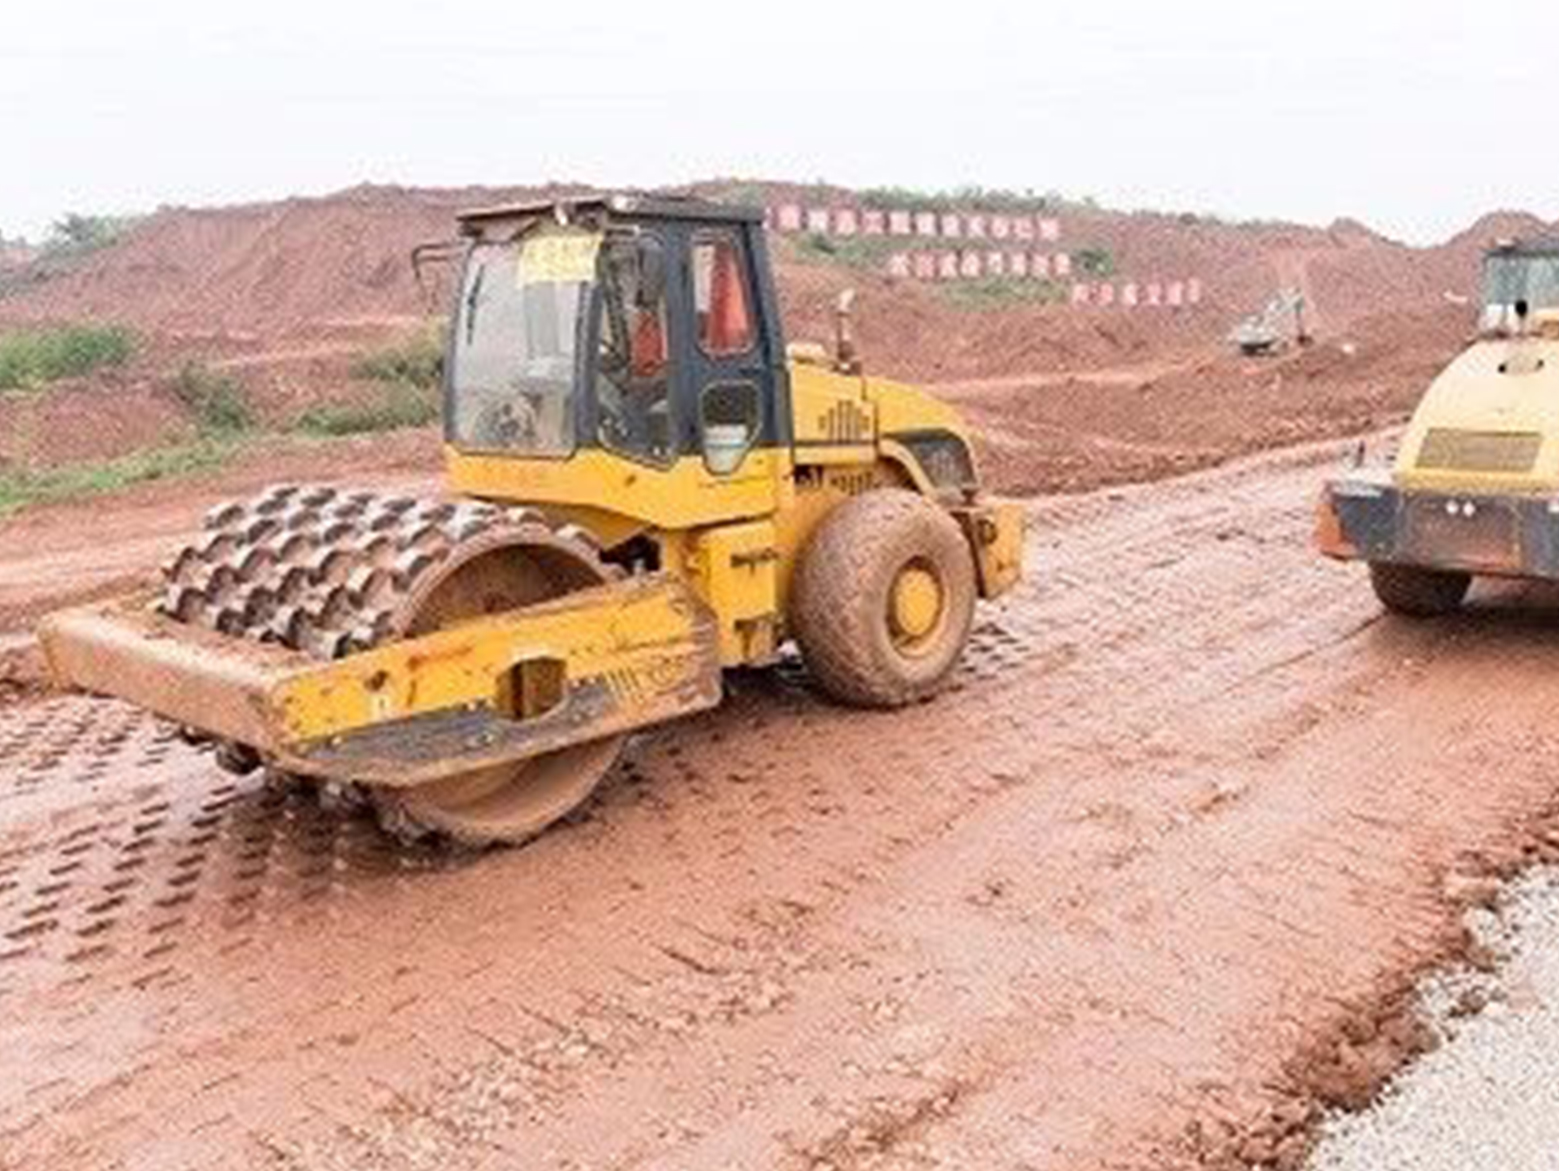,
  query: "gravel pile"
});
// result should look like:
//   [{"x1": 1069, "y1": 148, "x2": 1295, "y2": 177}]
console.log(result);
[{"x1": 1307, "y1": 866, "x2": 1559, "y2": 1171}]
